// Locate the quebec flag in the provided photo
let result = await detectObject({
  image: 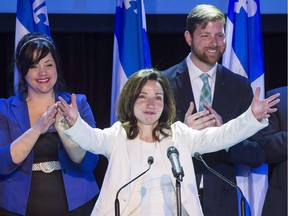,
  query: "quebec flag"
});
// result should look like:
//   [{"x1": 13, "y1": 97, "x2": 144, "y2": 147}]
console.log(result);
[
  {"x1": 14, "y1": 0, "x2": 51, "y2": 94},
  {"x1": 110, "y1": 0, "x2": 152, "y2": 124},
  {"x1": 222, "y1": 0, "x2": 267, "y2": 215}
]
